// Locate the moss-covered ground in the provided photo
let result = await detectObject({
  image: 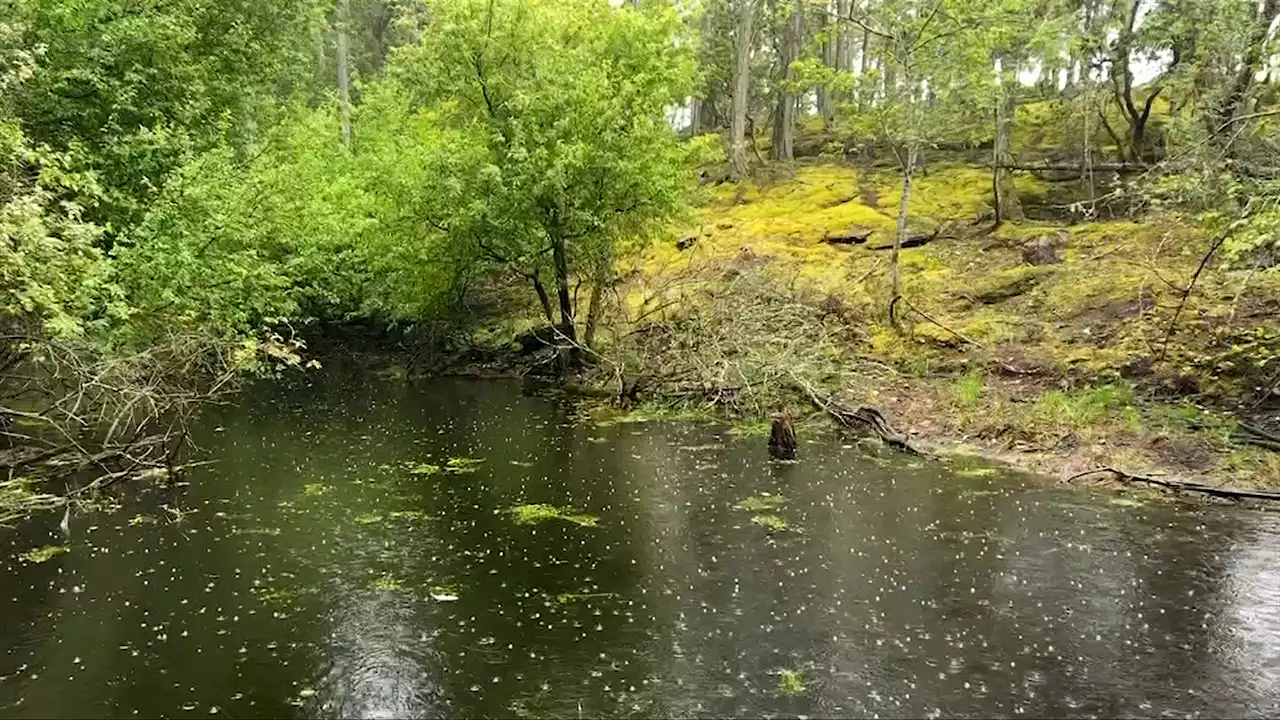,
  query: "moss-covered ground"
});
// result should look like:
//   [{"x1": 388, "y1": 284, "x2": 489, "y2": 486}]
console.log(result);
[{"x1": 618, "y1": 160, "x2": 1280, "y2": 488}]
